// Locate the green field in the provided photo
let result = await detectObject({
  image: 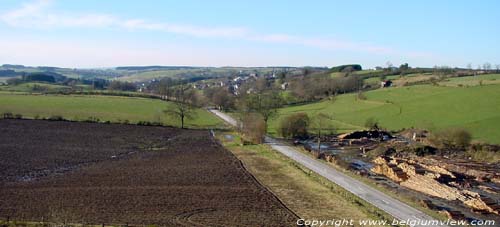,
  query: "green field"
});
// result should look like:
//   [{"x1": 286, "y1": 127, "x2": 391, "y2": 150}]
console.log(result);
[
  {"x1": 0, "y1": 82, "x2": 79, "y2": 92},
  {"x1": 269, "y1": 84, "x2": 500, "y2": 144},
  {"x1": 439, "y1": 74, "x2": 500, "y2": 87},
  {"x1": 117, "y1": 69, "x2": 202, "y2": 82},
  {"x1": 0, "y1": 93, "x2": 223, "y2": 128}
]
